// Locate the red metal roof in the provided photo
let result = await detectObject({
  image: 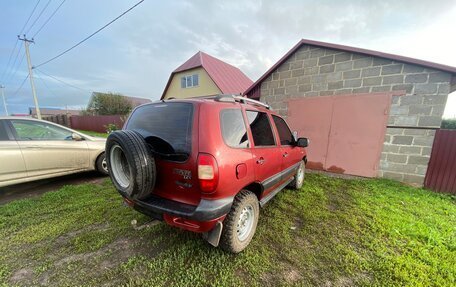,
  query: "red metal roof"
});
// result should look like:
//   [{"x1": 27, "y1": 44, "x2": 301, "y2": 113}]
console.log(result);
[
  {"x1": 245, "y1": 39, "x2": 456, "y2": 97},
  {"x1": 161, "y1": 51, "x2": 253, "y2": 99}
]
